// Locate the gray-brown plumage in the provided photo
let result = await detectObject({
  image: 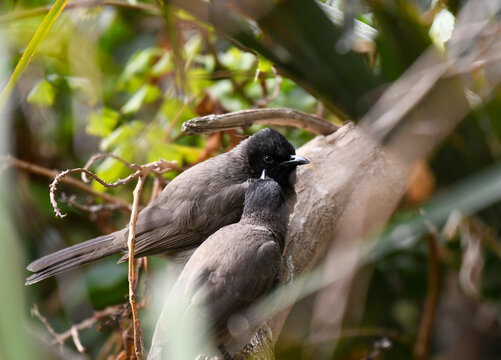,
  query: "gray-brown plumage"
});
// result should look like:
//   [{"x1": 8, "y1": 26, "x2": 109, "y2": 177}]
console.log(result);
[
  {"x1": 26, "y1": 128, "x2": 308, "y2": 285},
  {"x1": 148, "y1": 178, "x2": 291, "y2": 360}
]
